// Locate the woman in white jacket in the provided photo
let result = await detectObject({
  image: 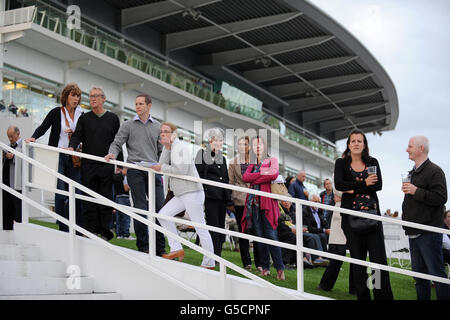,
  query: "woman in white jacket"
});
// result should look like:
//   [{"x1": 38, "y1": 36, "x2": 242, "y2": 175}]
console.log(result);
[{"x1": 151, "y1": 122, "x2": 215, "y2": 269}]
